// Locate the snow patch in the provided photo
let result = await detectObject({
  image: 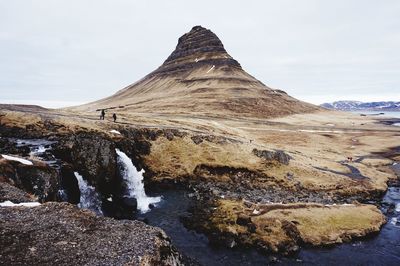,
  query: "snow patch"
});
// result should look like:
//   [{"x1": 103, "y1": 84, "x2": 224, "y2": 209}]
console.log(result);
[
  {"x1": 1, "y1": 154, "x2": 33, "y2": 165},
  {"x1": 110, "y1": 130, "x2": 121, "y2": 135},
  {"x1": 206, "y1": 65, "x2": 215, "y2": 73},
  {"x1": 0, "y1": 200, "x2": 40, "y2": 207}
]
